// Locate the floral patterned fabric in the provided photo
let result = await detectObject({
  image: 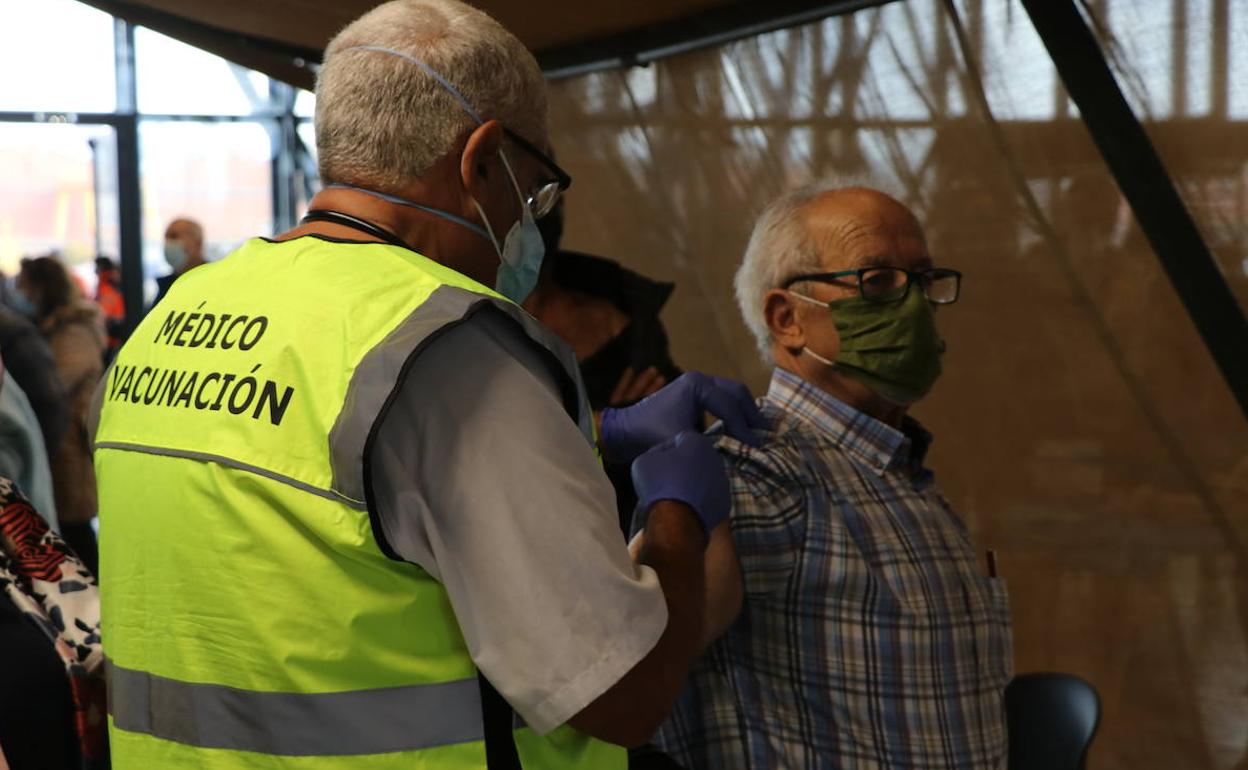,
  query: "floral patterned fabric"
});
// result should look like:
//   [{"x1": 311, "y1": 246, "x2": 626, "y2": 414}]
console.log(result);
[{"x1": 0, "y1": 476, "x2": 105, "y2": 764}]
